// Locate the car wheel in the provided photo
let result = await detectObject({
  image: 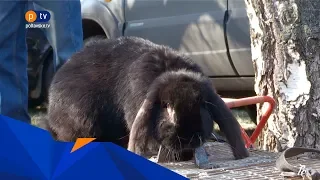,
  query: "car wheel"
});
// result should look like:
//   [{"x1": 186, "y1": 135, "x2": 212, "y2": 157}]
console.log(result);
[
  {"x1": 29, "y1": 35, "x2": 106, "y2": 108},
  {"x1": 28, "y1": 95, "x2": 43, "y2": 108},
  {"x1": 42, "y1": 53, "x2": 54, "y2": 104},
  {"x1": 28, "y1": 53, "x2": 54, "y2": 108}
]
